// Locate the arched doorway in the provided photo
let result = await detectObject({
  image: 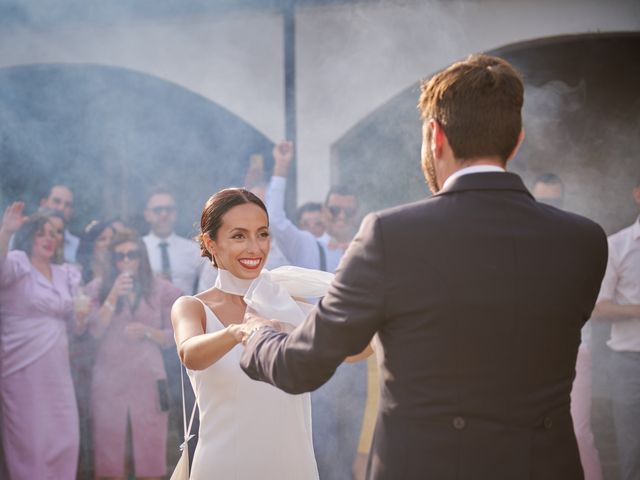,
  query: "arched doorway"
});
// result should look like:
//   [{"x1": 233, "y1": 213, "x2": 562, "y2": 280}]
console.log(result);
[
  {"x1": 0, "y1": 63, "x2": 275, "y2": 236},
  {"x1": 331, "y1": 32, "x2": 640, "y2": 234}
]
